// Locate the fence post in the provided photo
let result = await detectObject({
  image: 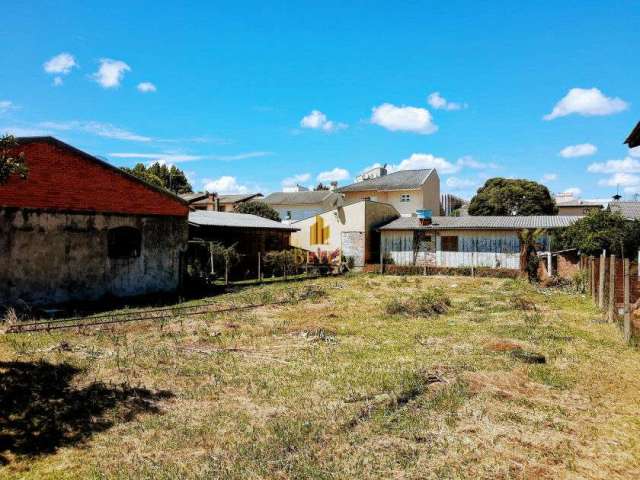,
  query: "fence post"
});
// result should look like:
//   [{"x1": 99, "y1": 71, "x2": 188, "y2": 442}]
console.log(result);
[
  {"x1": 590, "y1": 256, "x2": 596, "y2": 303},
  {"x1": 624, "y1": 258, "x2": 631, "y2": 344},
  {"x1": 608, "y1": 254, "x2": 616, "y2": 323},
  {"x1": 598, "y1": 250, "x2": 606, "y2": 309},
  {"x1": 224, "y1": 257, "x2": 229, "y2": 286},
  {"x1": 257, "y1": 252, "x2": 261, "y2": 282},
  {"x1": 379, "y1": 246, "x2": 384, "y2": 274}
]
